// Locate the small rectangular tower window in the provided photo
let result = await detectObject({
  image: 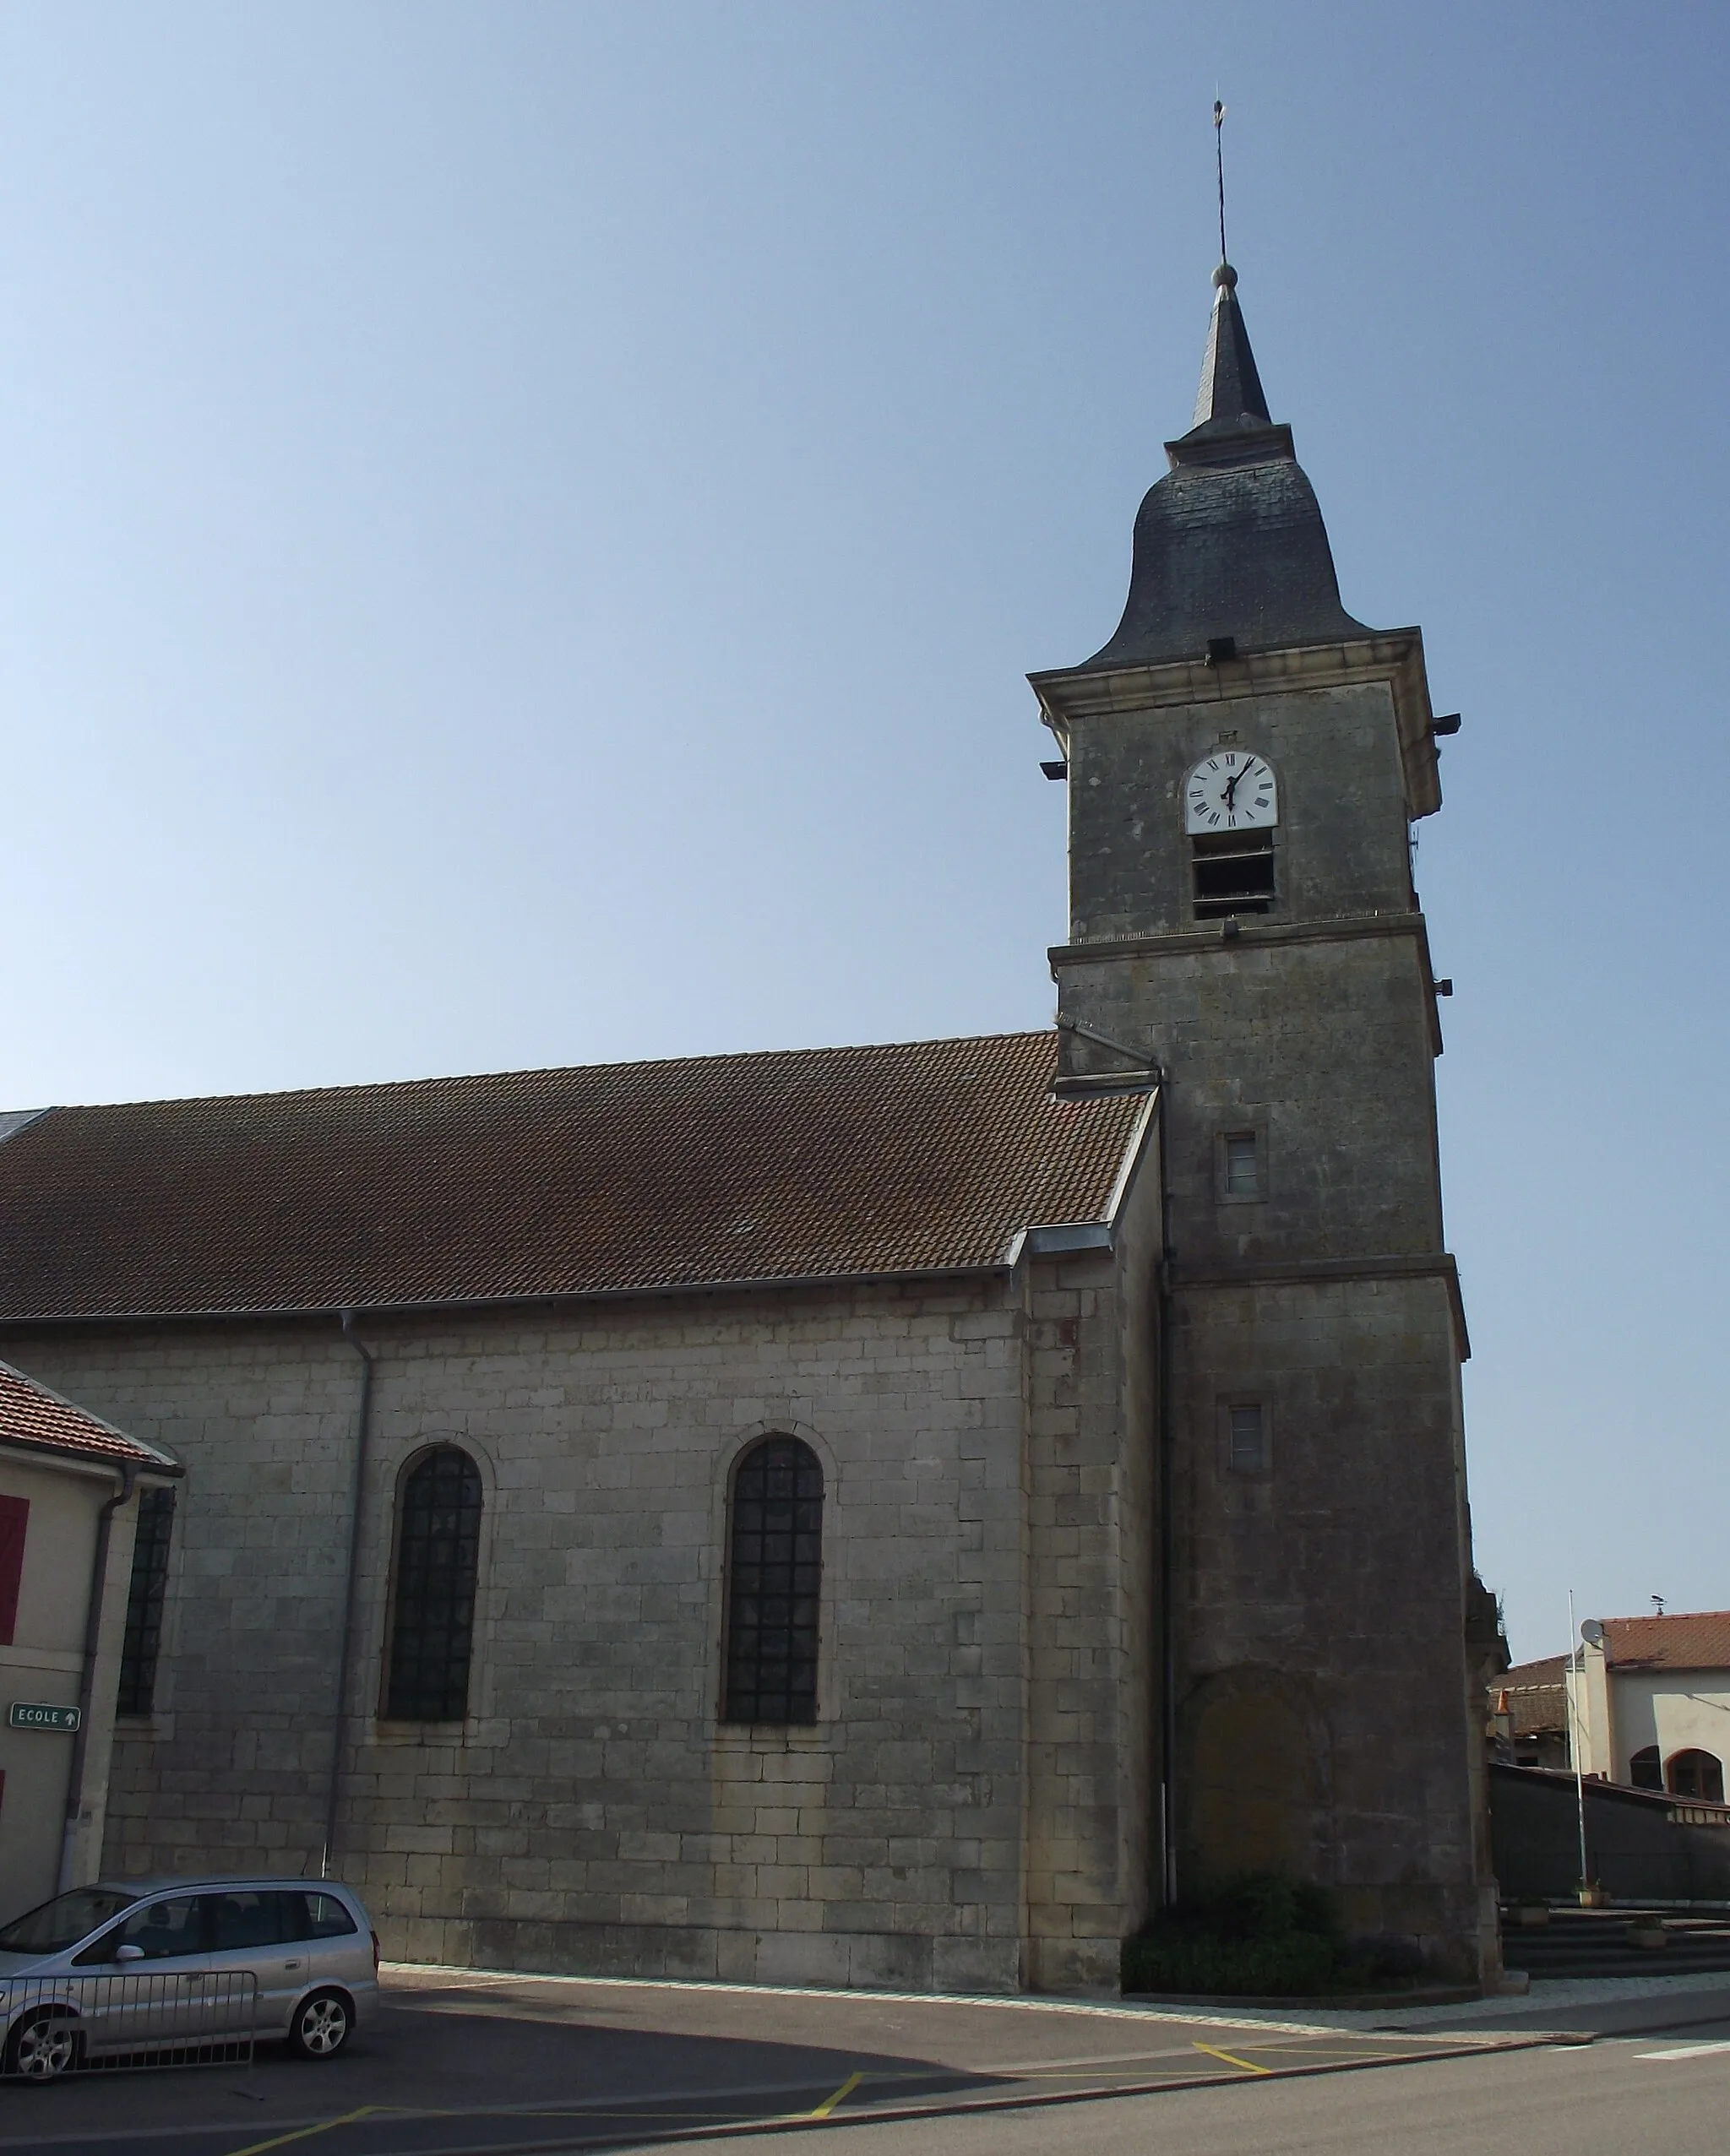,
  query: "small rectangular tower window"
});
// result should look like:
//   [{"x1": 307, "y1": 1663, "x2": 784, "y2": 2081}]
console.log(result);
[
  {"x1": 1192, "y1": 829, "x2": 1275, "y2": 920},
  {"x1": 1223, "y1": 1132, "x2": 1260, "y2": 1198},
  {"x1": 1227, "y1": 1404, "x2": 1267, "y2": 1475}
]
